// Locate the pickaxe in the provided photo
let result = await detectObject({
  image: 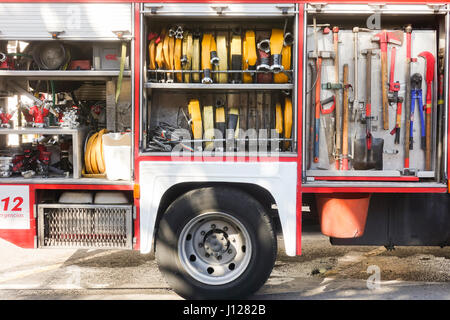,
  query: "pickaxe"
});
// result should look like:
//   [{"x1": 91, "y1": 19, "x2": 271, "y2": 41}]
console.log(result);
[
  {"x1": 372, "y1": 30, "x2": 404, "y2": 131},
  {"x1": 418, "y1": 51, "x2": 435, "y2": 171}
]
